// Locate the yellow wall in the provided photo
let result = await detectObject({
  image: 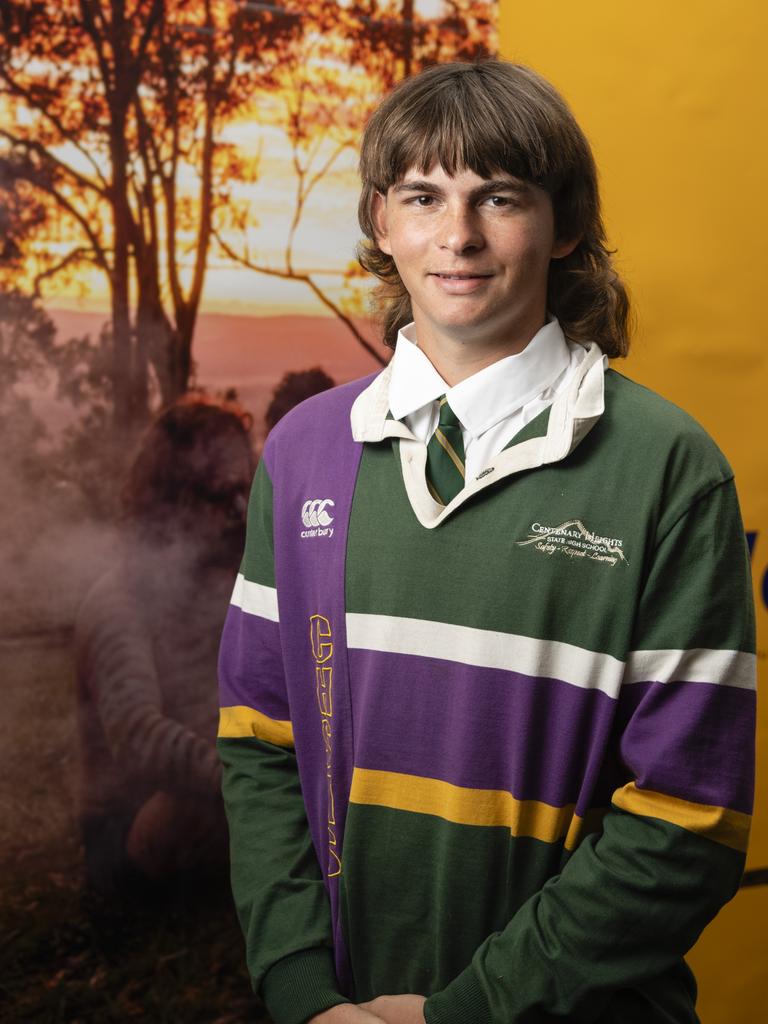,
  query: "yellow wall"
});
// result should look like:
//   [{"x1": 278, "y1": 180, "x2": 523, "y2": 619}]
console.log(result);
[{"x1": 499, "y1": 2, "x2": 767, "y2": 1019}]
